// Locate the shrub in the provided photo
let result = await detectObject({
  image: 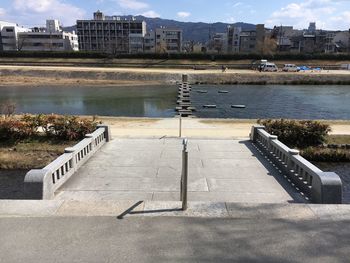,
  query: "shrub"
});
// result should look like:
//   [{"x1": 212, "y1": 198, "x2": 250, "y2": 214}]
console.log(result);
[
  {"x1": 301, "y1": 147, "x2": 350, "y2": 162},
  {"x1": 0, "y1": 118, "x2": 37, "y2": 141},
  {"x1": 0, "y1": 114, "x2": 97, "y2": 142},
  {"x1": 258, "y1": 119, "x2": 331, "y2": 149}
]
